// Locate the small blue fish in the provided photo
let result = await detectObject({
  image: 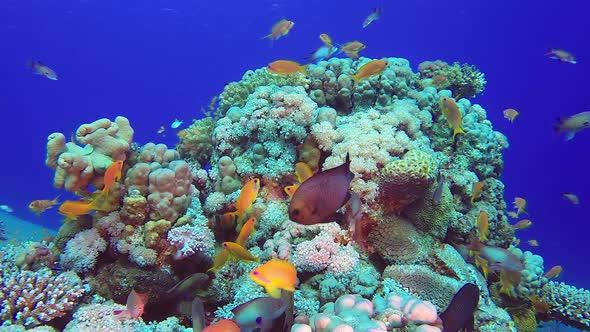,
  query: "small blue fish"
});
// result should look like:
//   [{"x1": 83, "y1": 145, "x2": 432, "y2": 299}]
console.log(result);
[
  {"x1": 171, "y1": 118, "x2": 184, "y2": 129},
  {"x1": 310, "y1": 45, "x2": 339, "y2": 62}
]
